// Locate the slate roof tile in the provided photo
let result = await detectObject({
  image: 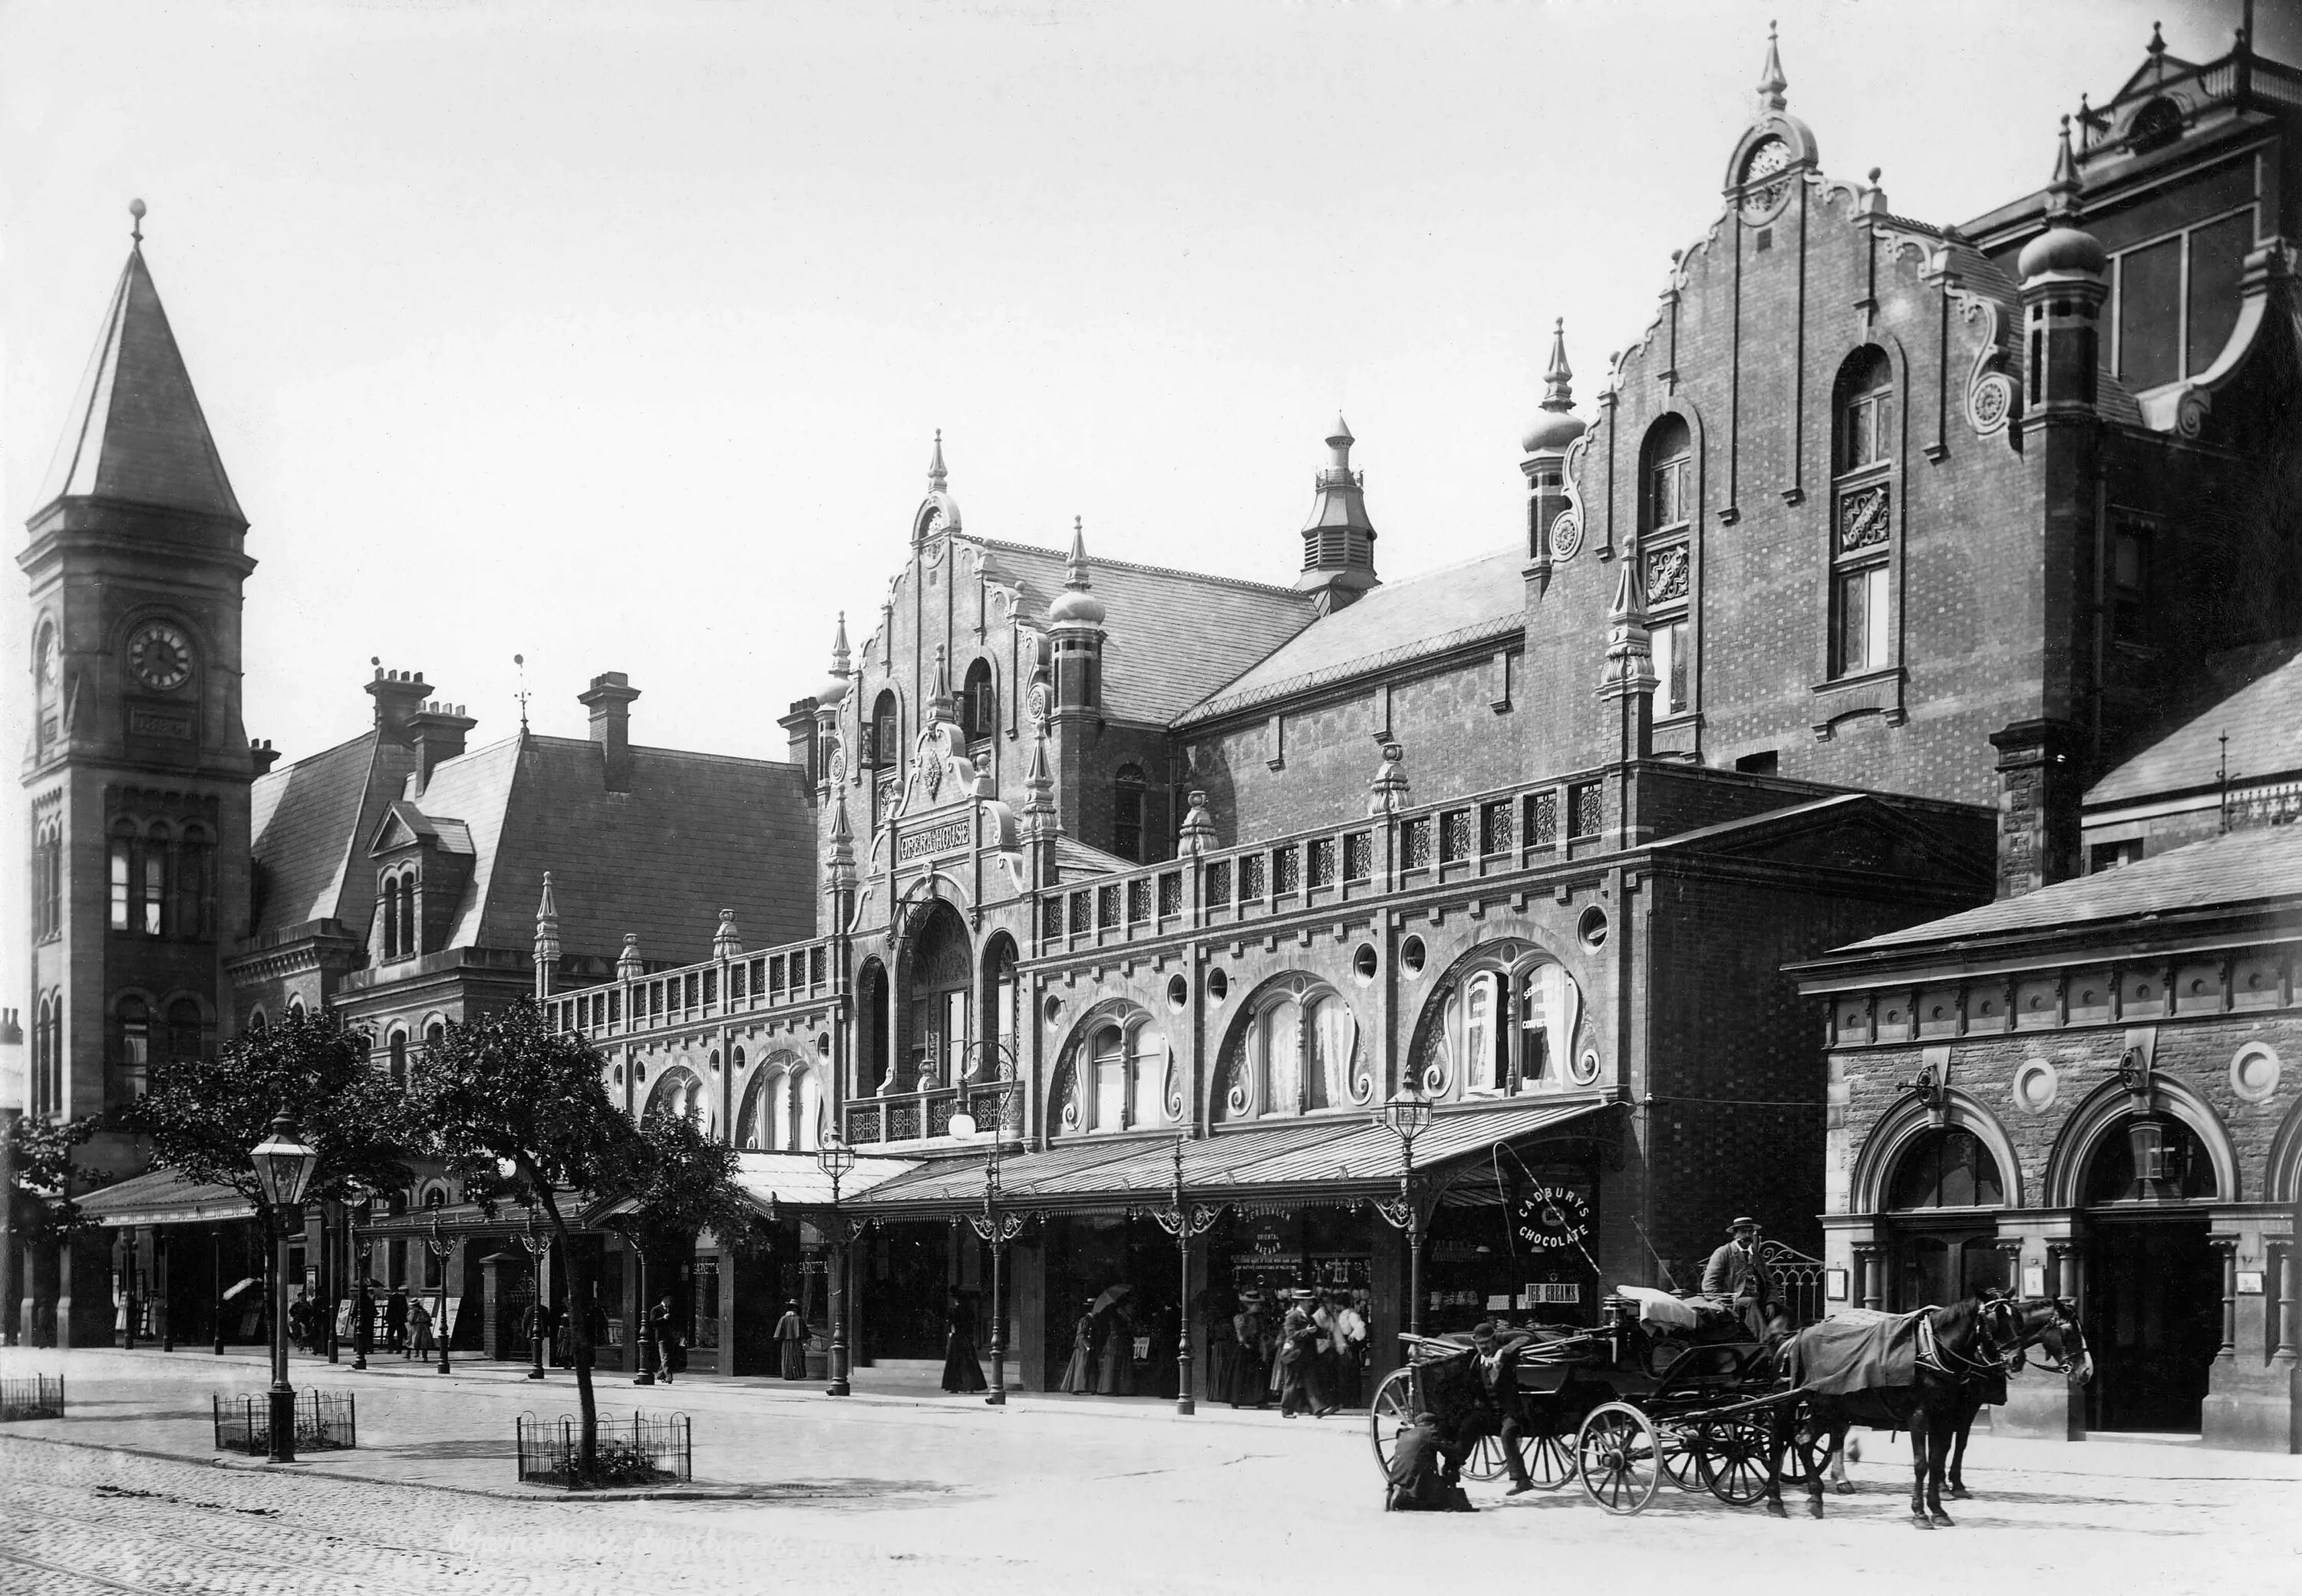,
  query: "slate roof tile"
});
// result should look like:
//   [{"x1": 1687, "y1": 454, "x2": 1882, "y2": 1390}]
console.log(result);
[{"x1": 2087, "y1": 645, "x2": 2302, "y2": 806}]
